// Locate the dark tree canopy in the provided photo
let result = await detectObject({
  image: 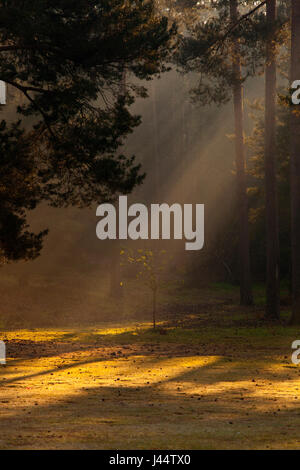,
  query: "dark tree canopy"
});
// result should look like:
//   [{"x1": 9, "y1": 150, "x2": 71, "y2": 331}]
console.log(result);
[
  {"x1": 0, "y1": 0, "x2": 175, "y2": 263},
  {"x1": 0, "y1": 120, "x2": 47, "y2": 263}
]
